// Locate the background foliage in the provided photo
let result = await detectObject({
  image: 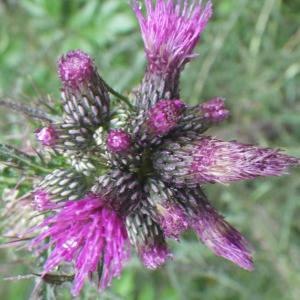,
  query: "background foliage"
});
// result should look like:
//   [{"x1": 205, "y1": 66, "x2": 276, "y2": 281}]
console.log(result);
[{"x1": 0, "y1": 0, "x2": 299, "y2": 299}]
